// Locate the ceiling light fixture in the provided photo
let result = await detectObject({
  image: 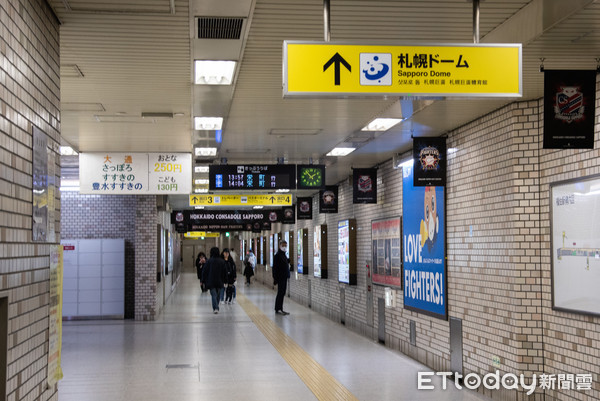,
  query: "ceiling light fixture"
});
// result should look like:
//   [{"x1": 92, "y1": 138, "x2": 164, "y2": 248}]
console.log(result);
[
  {"x1": 194, "y1": 117, "x2": 223, "y2": 130},
  {"x1": 59, "y1": 146, "x2": 78, "y2": 156},
  {"x1": 195, "y1": 147, "x2": 217, "y2": 157},
  {"x1": 253, "y1": 206, "x2": 264, "y2": 209},
  {"x1": 361, "y1": 118, "x2": 404, "y2": 132},
  {"x1": 195, "y1": 60, "x2": 236, "y2": 85},
  {"x1": 194, "y1": 188, "x2": 209, "y2": 193},
  {"x1": 326, "y1": 147, "x2": 356, "y2": 157},
  {"x1": 194, "y1": 179, "x2": 209, "y2": 185},
  {"x1": 194, "y1": 165, "x2": 209, "y2": 173},
  {"x1": 275, "y1": 189, "x2": 290, "y2": 193}
]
